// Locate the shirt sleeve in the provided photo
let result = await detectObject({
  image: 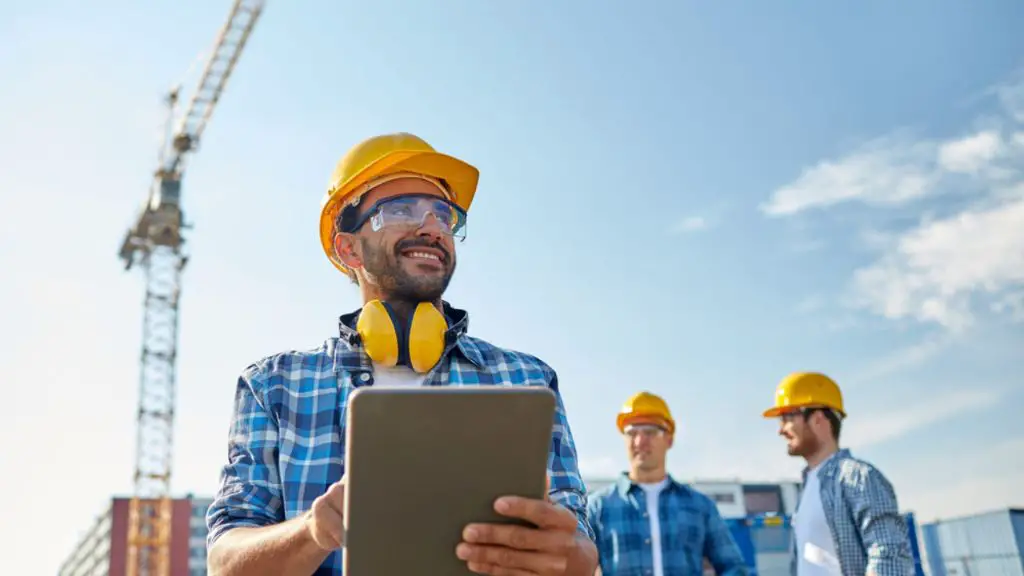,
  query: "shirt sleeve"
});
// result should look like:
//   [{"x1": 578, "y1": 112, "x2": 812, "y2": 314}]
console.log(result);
[
  {"x1": 545, "y1": 373, "x2": 596, "y2": 543},
  {"x1": 586, "y1": 492, "x2": 607, "y2": 572},
  {"x1": 585, "y1": 492, "x2": 602, "y2": 542},
  {"x1": 205, "y1": 371, "x2": 285, "y2": 548},
  {"x1": 703, "y1": 498, "x2": 750, "y2": 576},
  {"x1": 848, "y1": 467, "x2": 916, "y2": 576}
]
